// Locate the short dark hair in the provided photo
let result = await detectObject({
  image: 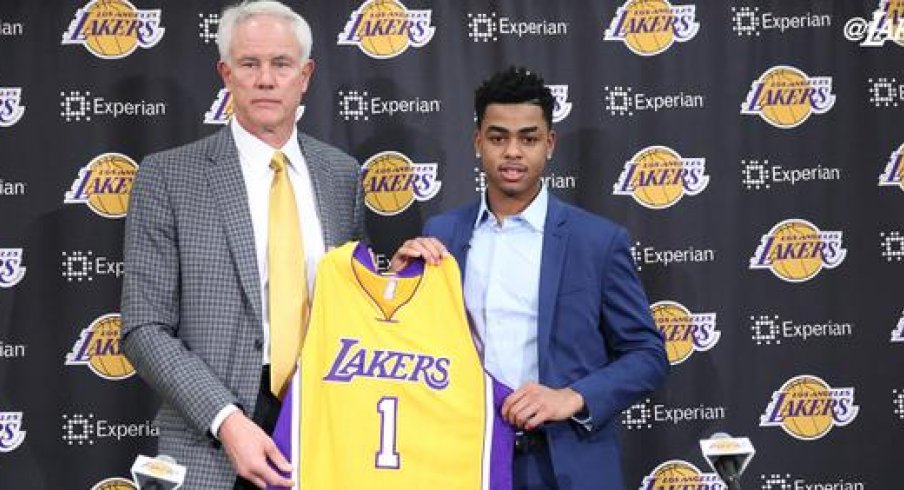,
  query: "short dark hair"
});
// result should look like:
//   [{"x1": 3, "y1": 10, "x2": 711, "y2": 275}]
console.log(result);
[{"x1": 475, "y1": 66, "x2": 554, "y2": 128}]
